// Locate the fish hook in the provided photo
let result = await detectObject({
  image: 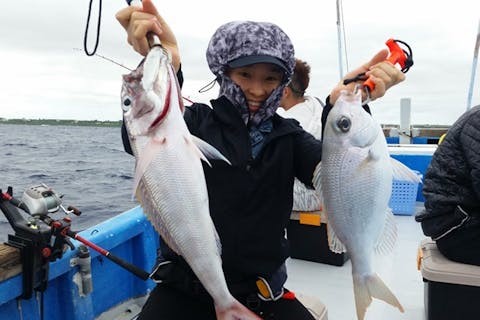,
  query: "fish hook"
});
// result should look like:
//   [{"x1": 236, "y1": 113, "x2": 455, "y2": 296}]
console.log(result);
[{"x1": 353, "y1": 84, "x2": 371, "y2": 106}]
